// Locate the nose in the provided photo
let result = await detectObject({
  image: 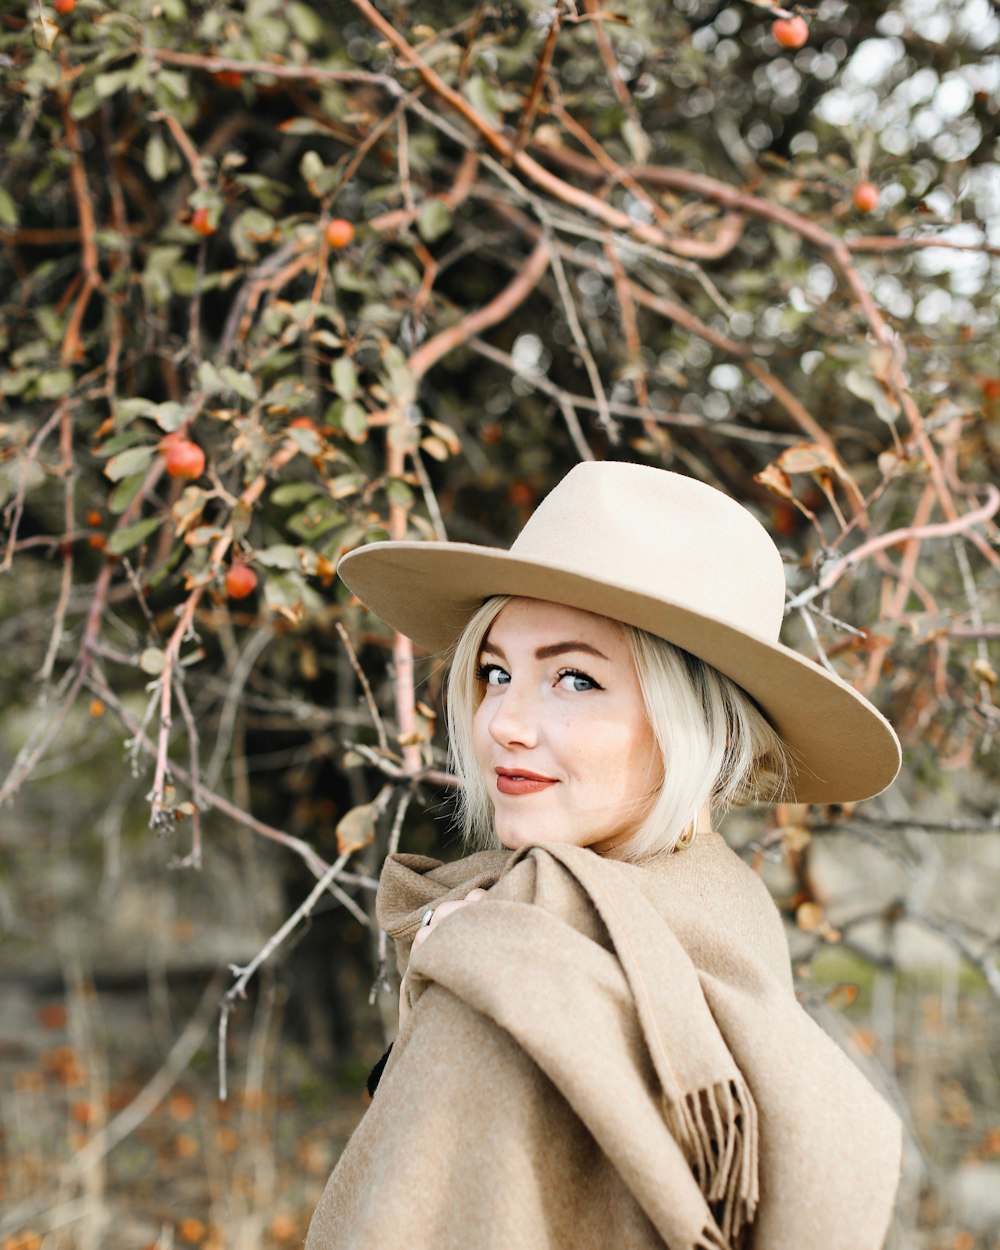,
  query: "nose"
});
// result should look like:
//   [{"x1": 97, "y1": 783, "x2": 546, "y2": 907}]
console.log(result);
[{"x1": 486, "y1": 679, "x2": 540, "y2": 750}]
